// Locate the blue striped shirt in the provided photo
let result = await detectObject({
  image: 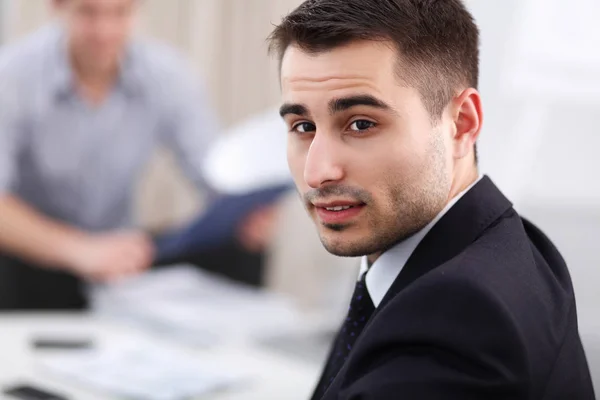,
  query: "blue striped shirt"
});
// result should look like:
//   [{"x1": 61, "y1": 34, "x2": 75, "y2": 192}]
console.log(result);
[{"x1": 0, "y1": 24, "x2": 218, "y2": 231}]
